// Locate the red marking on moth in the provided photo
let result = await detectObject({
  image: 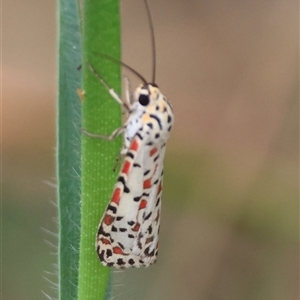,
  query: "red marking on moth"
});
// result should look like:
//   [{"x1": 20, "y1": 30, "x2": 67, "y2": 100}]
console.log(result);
[
  {"x1": 143, "y1": 178, "x2": 152, "y2": 189},
  {"x1": 104, "y1": 214, "x2": 115, "y2": 226},
  {"x1": 149, "y1": 147, "x2": 158, "y2": 156},
  {"x1": 132, "y1": 223, "x2": 140, "y2": 232},
  {"x1": 146, "y1": 236, "x2": 154, "y2": 244},
  {"x1": 156, "y1": 182, "x2": 162, "y2": 196},
  {"x1": 139, "y1": 199, "x2": 147, "y2": 210},
  {"x1": 113, "y1": 247, "x2": 124, "y2": 255},
  {"x1": 130, "y1": 139, "x2": 139, "y2": 151},
  {"x1": 112, "y1": 188, "x2": 121, "y2": 204},
  {"x1": 101, "y1": 238, "x2": 111, "y2": 245},
  {"x1": 121, "y1": 160, "x2": 131, "y2": 175}
]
